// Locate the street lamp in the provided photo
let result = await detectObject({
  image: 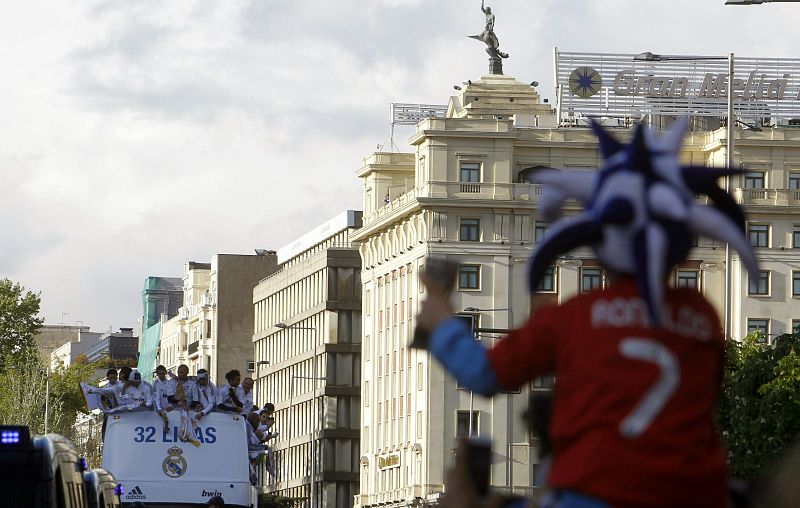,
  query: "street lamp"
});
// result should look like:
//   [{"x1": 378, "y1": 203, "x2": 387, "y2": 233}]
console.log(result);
[
  {"x1": 276, "y1": 322, "x2": 320, "y2": 508},
  {"x1": 461, "y1": 307, "x2": 517, "y2": 491},
  {"x1": 633, "y1": 51, "x2": 736, "y2": 340},
  {"x1": 287, "y1": 374, "x2": 328, "y2": 506}
]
